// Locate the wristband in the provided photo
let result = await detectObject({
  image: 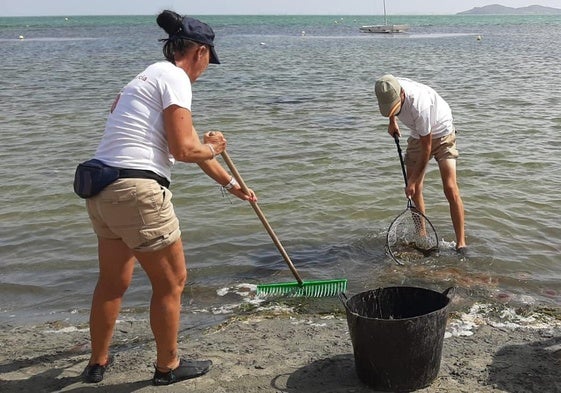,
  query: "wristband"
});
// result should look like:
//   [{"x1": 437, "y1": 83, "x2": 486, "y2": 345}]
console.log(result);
[
  {"x1": 223, "y1": 176, "x2": 239, "y2": 190},
  {"x1": 206, "y1": 143, "x2": 216, "y2": 158}
]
